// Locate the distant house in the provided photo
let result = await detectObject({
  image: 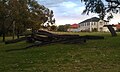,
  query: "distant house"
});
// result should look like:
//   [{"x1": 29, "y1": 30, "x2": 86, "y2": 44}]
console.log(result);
[
  {"x1": 115, "y1": 24, "x2": 120, "y2": 31},
  {"x1": 67, "y1": 23, "x2": 80, "y2": 32},
  {"x1": 79, "y1": 17, "x2": 109, "y2": 32}
]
